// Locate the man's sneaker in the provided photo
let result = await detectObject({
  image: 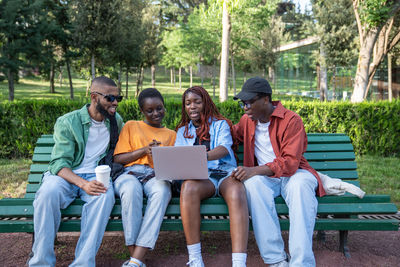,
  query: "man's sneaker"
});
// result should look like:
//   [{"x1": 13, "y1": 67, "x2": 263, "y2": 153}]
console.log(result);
[
  {"x1": 269, "y1": 257, "x2": 289, "y2": 267},
  {"x1": 186, "y1": 257, "x2": 205, "y2": 267},
  {"x1": 121, "y1": 260, "x2": 146, "y2": 267}
]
